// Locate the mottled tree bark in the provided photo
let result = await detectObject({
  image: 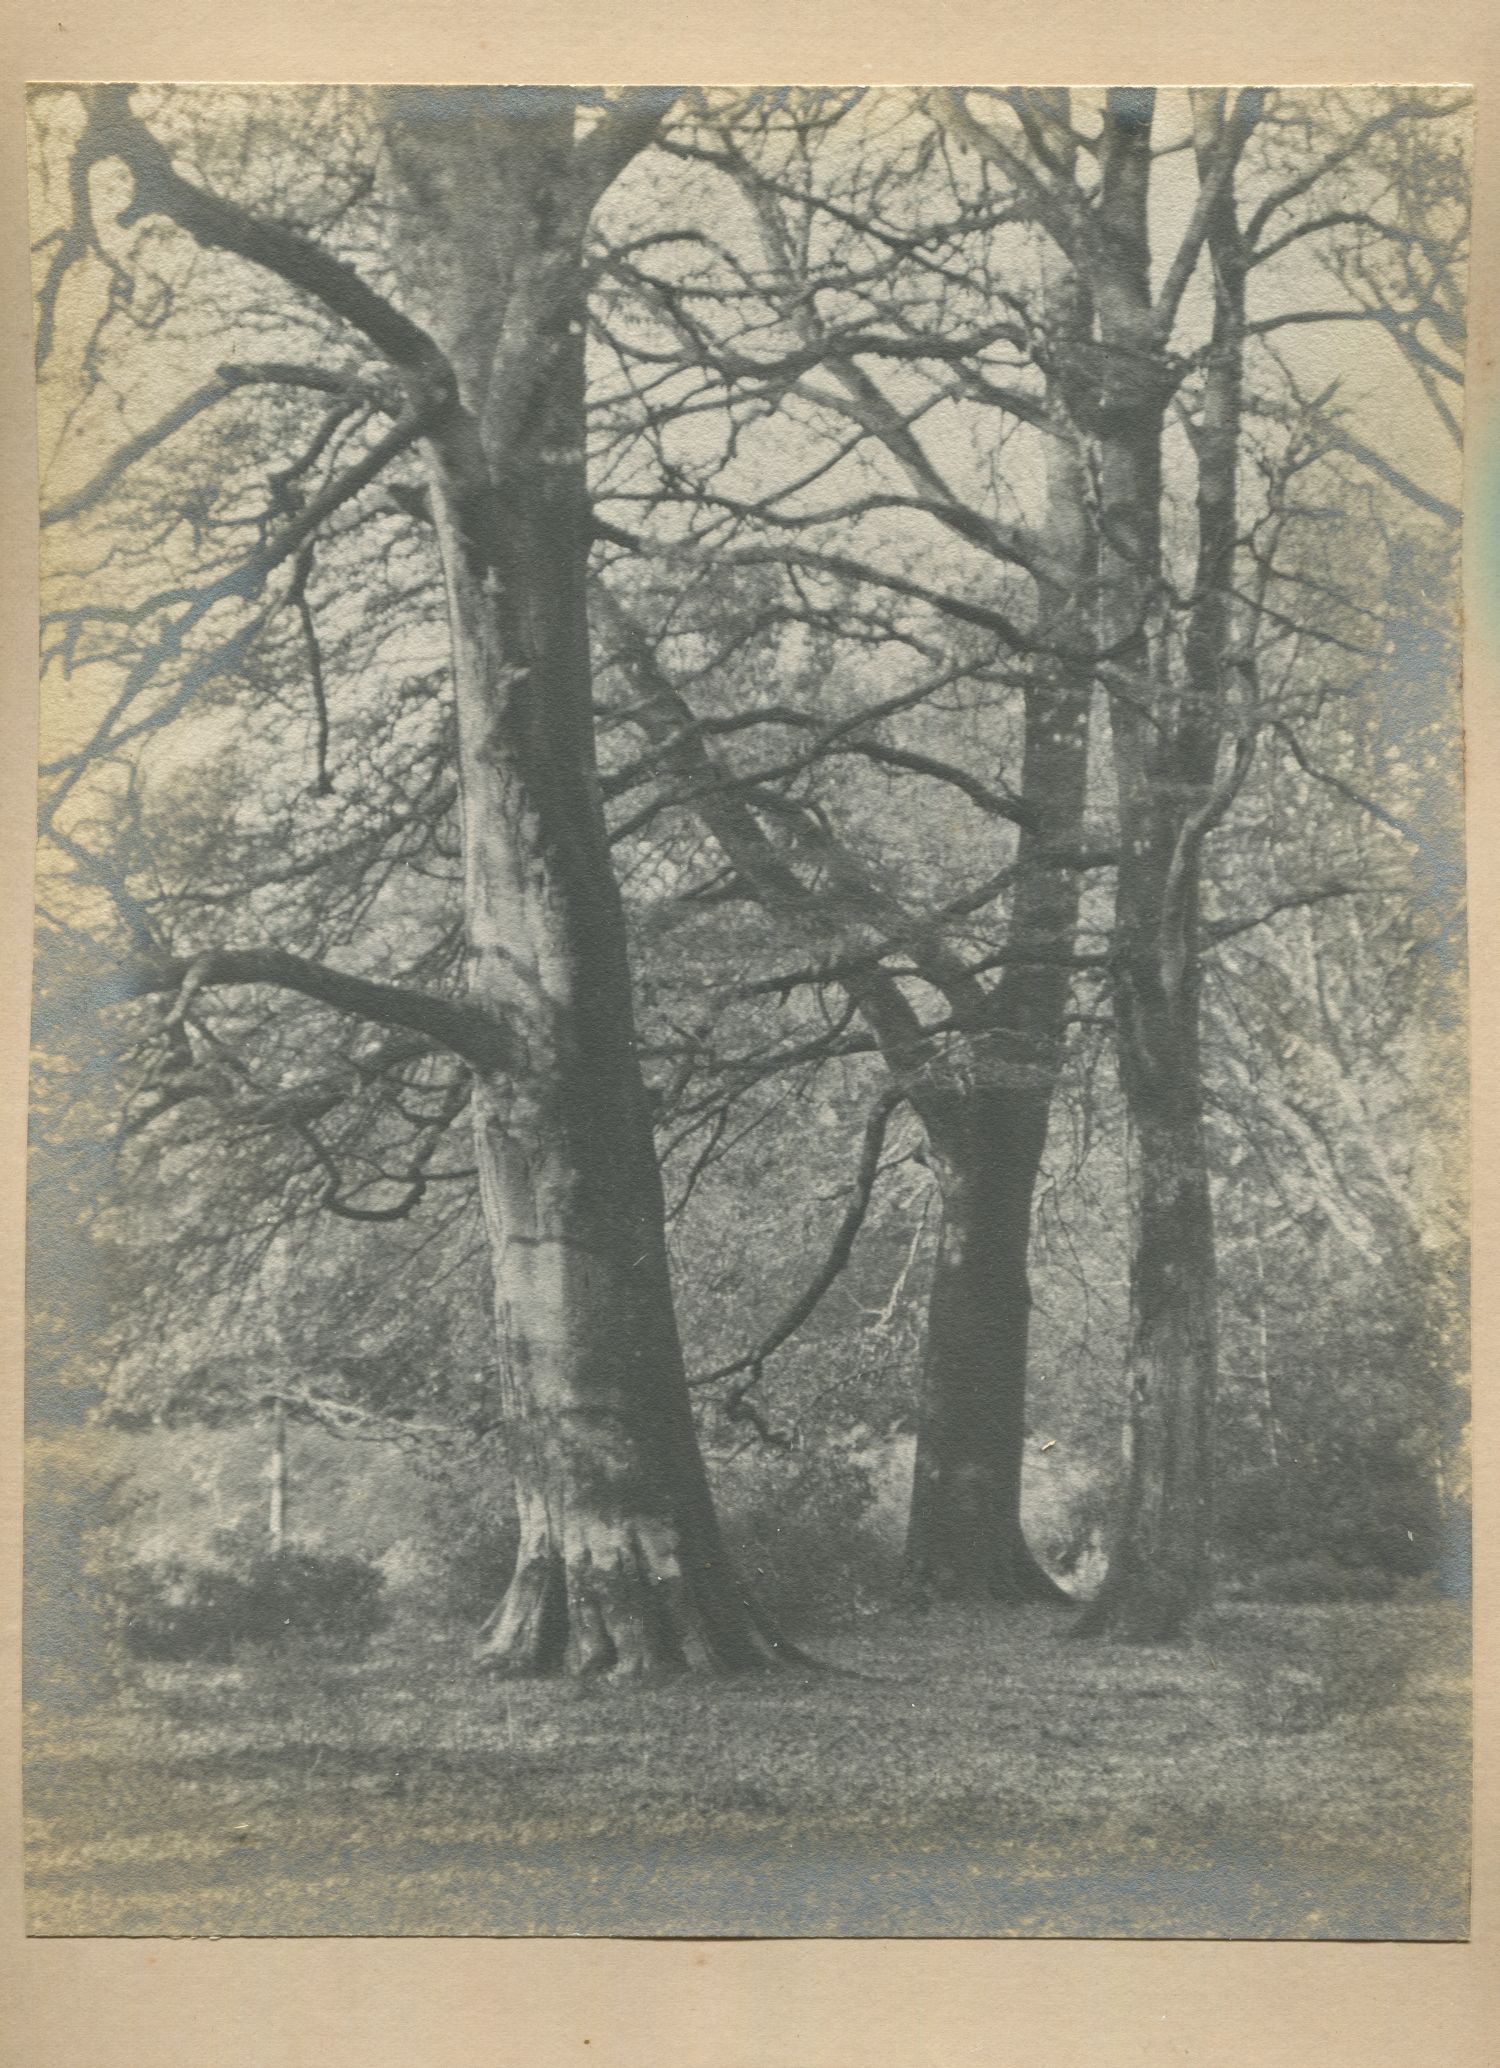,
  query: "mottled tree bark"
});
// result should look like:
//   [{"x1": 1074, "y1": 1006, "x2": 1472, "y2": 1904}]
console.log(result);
[
  {"x1": 90, "y1": 87, "x2": 790, "y2": 1675},
  {"x1": 84, "y1": 85, "x2": 781, "y2": 1674},
  {"x1": 380, "y1": 93, "x2": 783, "y2": 1675}
]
